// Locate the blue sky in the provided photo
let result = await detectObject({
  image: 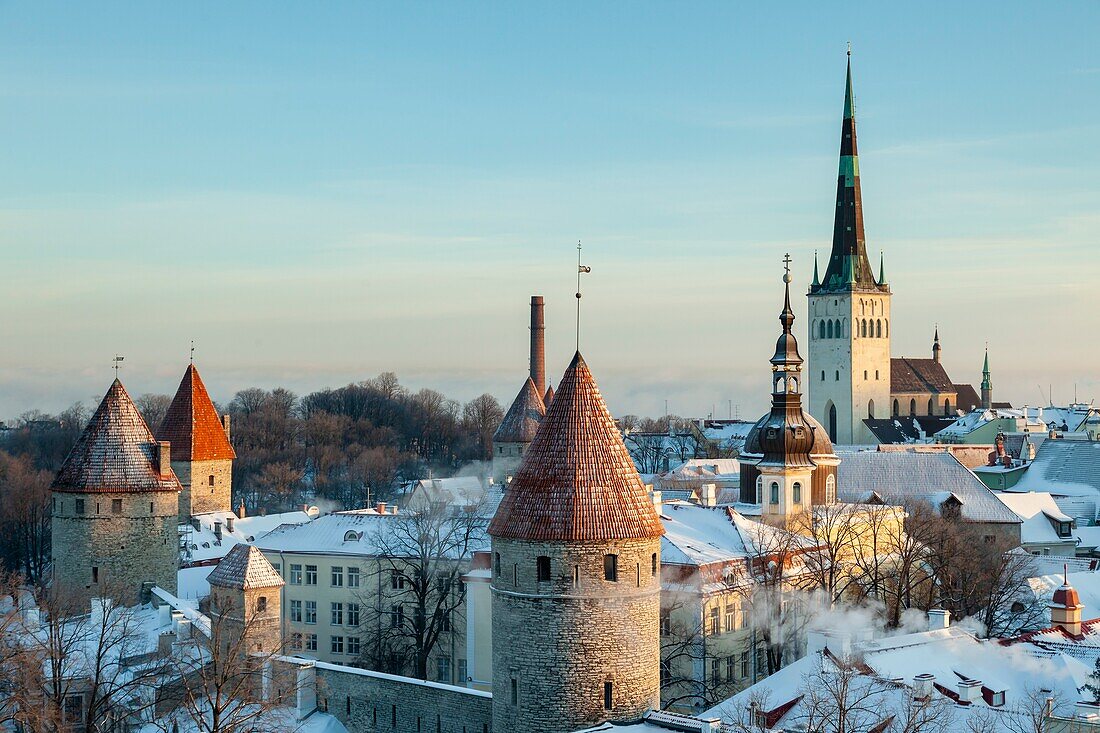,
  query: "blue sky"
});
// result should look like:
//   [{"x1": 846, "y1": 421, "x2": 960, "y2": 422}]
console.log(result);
[{"x1": 1, "y1": 2, "x2": 1098, "y2": 420}]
